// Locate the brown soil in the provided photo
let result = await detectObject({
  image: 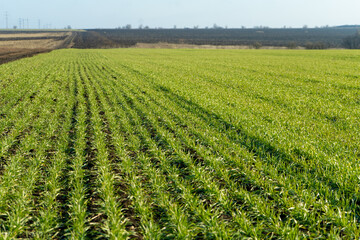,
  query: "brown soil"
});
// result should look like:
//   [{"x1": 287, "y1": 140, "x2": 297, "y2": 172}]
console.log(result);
[
  {"x1": 0, "y1": 31, "x2": 77, "y2": 65},
  {"x1": 0, "y1": 32, "x2": 71, "y2": 39},
  {"x1": 0, "y1": 48, "x2": 51, "y2": 64}
]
